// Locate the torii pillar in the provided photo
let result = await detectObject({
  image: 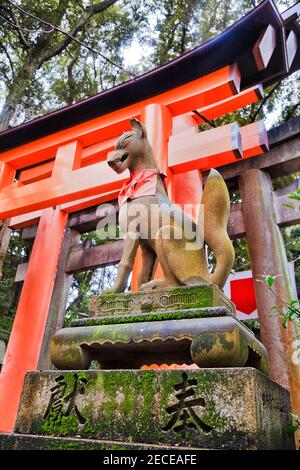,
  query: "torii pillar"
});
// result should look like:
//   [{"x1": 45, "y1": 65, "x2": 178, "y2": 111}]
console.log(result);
[
  {"x1": 239, "y1": 168, "x2": 300, "y2": 441},
  {"x1": 0, "y1": 140, "x2": 82, "y2": 432}
]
